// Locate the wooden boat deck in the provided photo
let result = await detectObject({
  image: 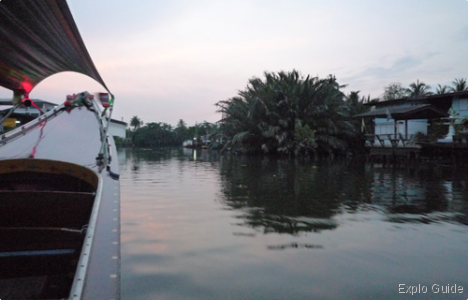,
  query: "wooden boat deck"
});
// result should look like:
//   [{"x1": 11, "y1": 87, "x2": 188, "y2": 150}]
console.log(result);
[{"x1": 0, "y1": 105, "x2": 120, "y2": 299}]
